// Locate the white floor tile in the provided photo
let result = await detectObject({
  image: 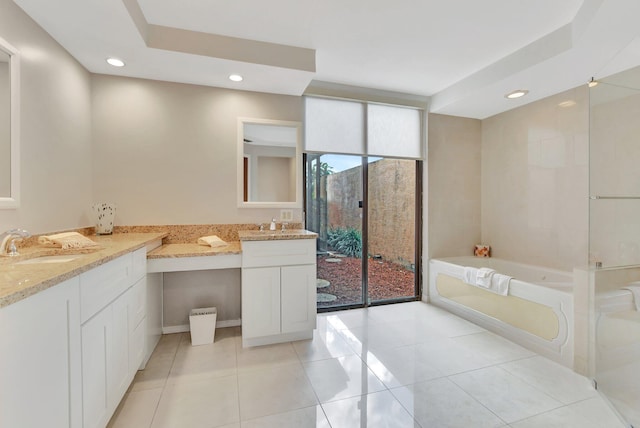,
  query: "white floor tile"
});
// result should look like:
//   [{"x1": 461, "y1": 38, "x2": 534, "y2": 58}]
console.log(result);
[
  {"x1": 323, "y1": 308, "x2": 381, "y2": 331},
  {"x1": 449, "y1": 366, "x2": 562, "y2": 423},
  {"x1": 292, "y1": 324, "x2": 355, "y2": 362},
  {"x1": 114, "y1": 302, "x2": 632, "y2": 428},
  {"x1": 151, "y1": 375, "x2": 240, "y2": 428},
  {"x1": 108, "y1": 388, "x2": 162, "y2": 428},
  {"x1": 237, "y1": 363, "x2": 318, "y2": 421},
  {"x1": 452, "y1": 331, "x2": 535, "y2": 364},
  {"x1": 241, "y1": 406, "x2": 331, "y2": 428},
  {"x1": 321, "y1": 390, "x2": 419, "y2": 428},
  {"x1": 509, "y1": 397, "x2": 626, "y2": 428},
  {"x1": 236, "y1": 342, "x2": 299, "y2": 374},
  {"x1": 413, "y1": 338, "x2": 493, "y2": 376},
  {"x1": 364, "y1": 344, "x2": 444, "y2": 388},
  {"x1": 168, "y1": 340, "x2": 237, "y2": 385},
  {"x1": 303, "y1": 354, "x2": 387, "y2": 403},
  {"x1": 390, "y1": 378, "x2": 506, "y2": 428},
  {"x1": 500, "y1": 356, "x2": 596, "y2": 404}
]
